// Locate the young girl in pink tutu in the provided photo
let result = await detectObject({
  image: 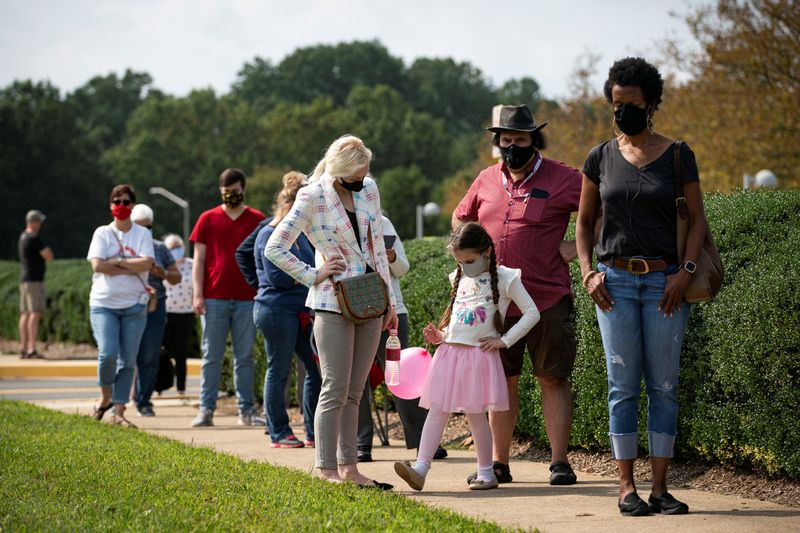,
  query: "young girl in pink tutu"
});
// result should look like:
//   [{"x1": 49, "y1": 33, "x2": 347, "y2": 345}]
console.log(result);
[{"x1": 394, "y1": 222, "x2": 540, "y2": 491}]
